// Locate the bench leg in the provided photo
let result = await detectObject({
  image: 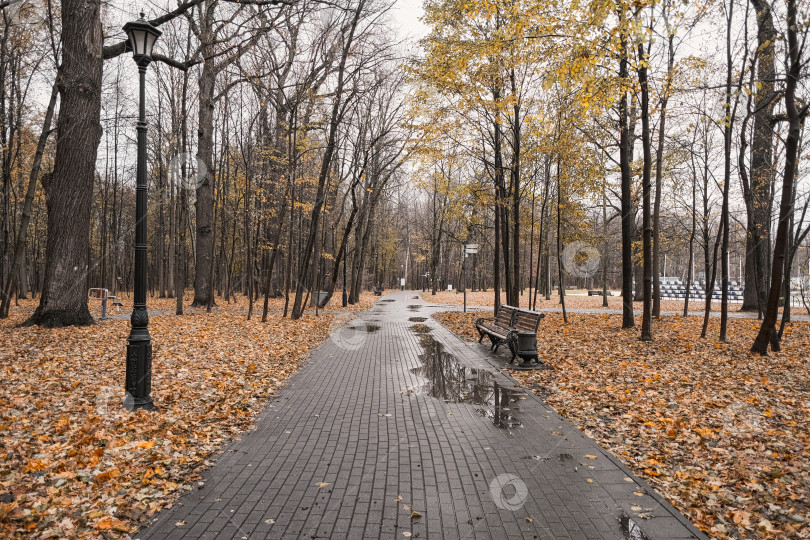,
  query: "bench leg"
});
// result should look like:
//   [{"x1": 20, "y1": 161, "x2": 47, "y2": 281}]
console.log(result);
[{"x1": 477, "y1": 330, "x2": 485, "y2": 343}]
